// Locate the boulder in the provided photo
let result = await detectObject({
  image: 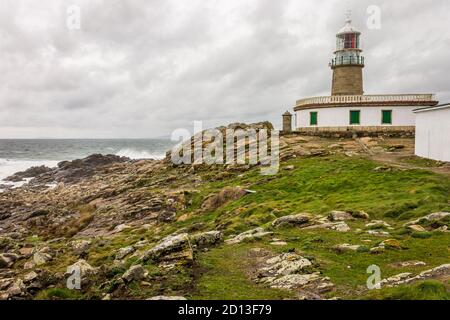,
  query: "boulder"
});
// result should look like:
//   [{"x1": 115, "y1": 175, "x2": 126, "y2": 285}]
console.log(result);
[
  {"x1": 405, "y1": 212, "x2": 450, "y2": 226},
  {"x1": 330, "y1": 222, "x2": 351, "y2": 232},
  {"x1": 142, "y1": 233, "x2": 189, "y2": 261},
  {"x1": 157, "y1": 210, "x2": 177, "y2": 223},
  {"x1": 23, "y1": 271, "x2": 39, "y2": 283},
  {"x1": 113, "y1": 224, "x2": 132, "y2": 233},
  {"x1": 351, "y1": 211, "x2": 370, "y2": 220},
  {"x1": 367, "y1": 230, "x2": 390, "y2": 236},
  {"x1": 270, "y1": 273, "x2": 321, "y2": 290},
  {"x1": 18, "y1": 246, "x2": 35, "y2": 257},
  {"x1": 66, "y1": 260, "x2": 98, "y2": 277},
  {"x1": 6, "y1": 279, "x2": 25, "y2": 297},
  {"x1": 391, "y1": 261, "x2": 426, "y2": 268},
  {"x1": 328, "y1": 211, "x2": 354, "y2": 222},
  {"x1": 191, "y1": 231, "x2": 223, "y2": 247},
  {"x1": 302, "y1": 222, "x2": 350, "y2": 232},
  {"x1": 272, "y1": 214, "x2": 311, "y2": 228},
  {"x1": 0, "y1": 253, "x2": 19, "y2": 268},
  {"x1": 0, "y1": 278, "x2": 14, "y2": 291},
  {"x1": 333, "y1": 244, "x2": 362, "y2": 253},
  {"x1": 122, "y1": 265, "x2": 146, "y2": 283},
  {"x1": 380, "y1": 273, "x2": 413, "y2": 287},
  {"x1": 71, "y1": 240, "x2": 91, "y2": 255},
  {"x1": 225, "y1": 228, "x2": 273, "y2": 245},
  {"x1": 116, "y1": 246, "x2": 136, "y2": 260},
  {"x1": 33, "y1": 252, "x2": 52, "y2": 266},
  {"x1": 260, "y1": 253, "x2": 312, "y2": 277}
]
